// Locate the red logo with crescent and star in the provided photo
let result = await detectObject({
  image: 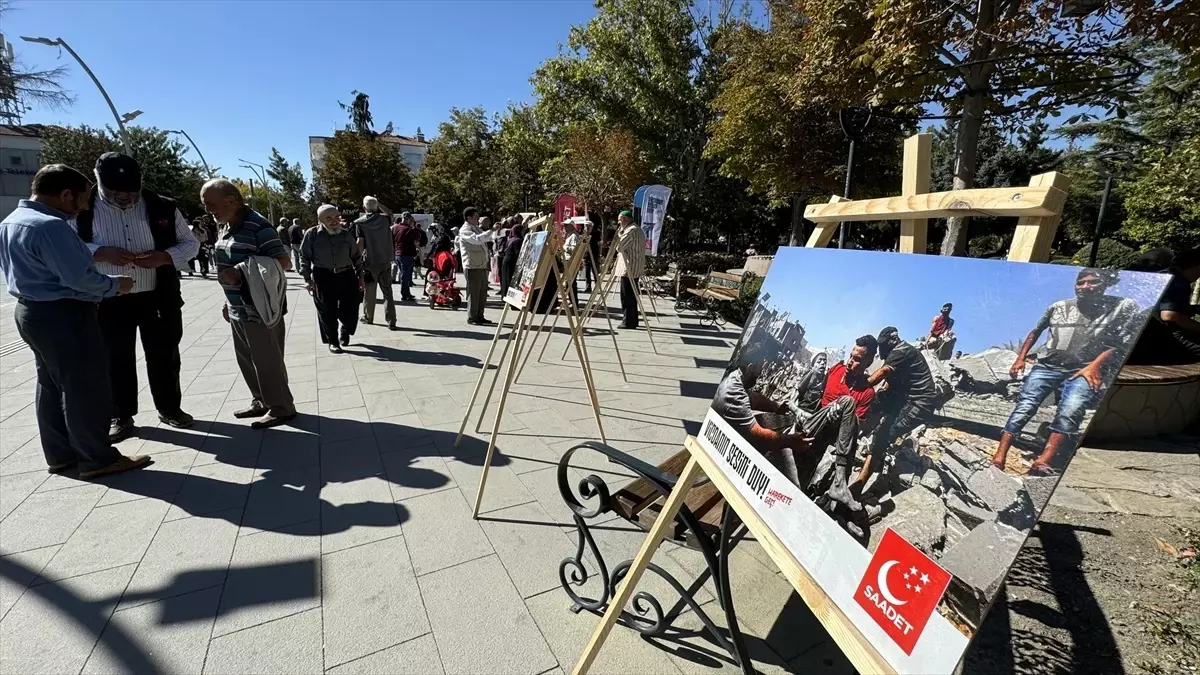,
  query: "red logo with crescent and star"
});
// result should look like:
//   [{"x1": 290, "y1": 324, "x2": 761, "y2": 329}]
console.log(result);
[{"x1": 854, "y1": 528, "x2": 952, "y2": 655}]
